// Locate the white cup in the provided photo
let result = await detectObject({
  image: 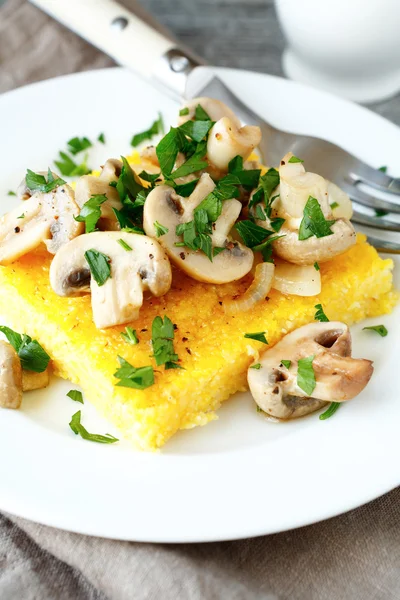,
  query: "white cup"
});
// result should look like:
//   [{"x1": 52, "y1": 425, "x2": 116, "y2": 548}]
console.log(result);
[{"x1": 275, "y1": 0, "x2": 400, "y2": 103}]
